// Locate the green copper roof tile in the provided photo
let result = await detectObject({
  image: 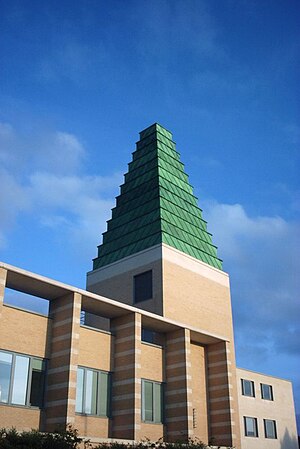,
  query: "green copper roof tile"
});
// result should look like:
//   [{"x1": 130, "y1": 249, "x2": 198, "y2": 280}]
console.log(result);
[
  {"x1": 136, "y1": 133, "x2": 177, "y2": 153},
  {"x1": 113, "y1": 188, "x2": 159, "y2": 217},
  {"x1": 129, "y1": 147, "x2": 184, "y2": 174},
  {"x1": 121, "y1": 166, "x2": 158, "y2": 194},
  {"x1": 140, "y1": 123, "x2": 173, "y2": 140},
  {"x1": 103, "y1": 209, "x2": 161, "y2": 243},
  {"x1": 133, "y1": 139, "x2": 181, "y2": 163},
  {"x1": 116, "y1": 180, "x2": 158, "y2": 207},
  {"x1": 92, "y1": 123, "x2": 222, "y2": 271},
  {"x1": 108, "y1": 198, "x2": 160, "y2": 230}
]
